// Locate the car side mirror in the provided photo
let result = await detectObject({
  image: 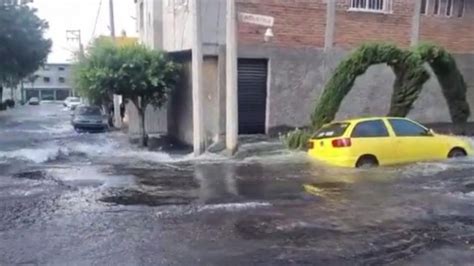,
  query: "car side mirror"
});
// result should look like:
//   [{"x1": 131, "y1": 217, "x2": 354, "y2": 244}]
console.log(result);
[{"x1": 426, "y1": 128, "x2": 435, "y2": 136}]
